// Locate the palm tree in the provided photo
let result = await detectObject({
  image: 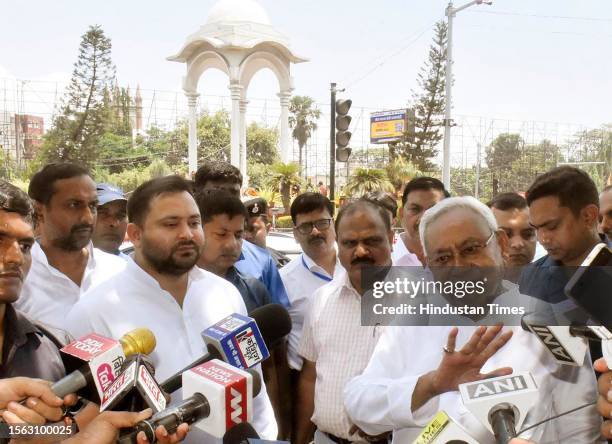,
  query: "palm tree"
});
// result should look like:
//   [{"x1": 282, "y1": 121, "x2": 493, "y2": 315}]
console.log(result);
[
  {"x1": 270, "y1": 162, "x2": 302, "y2": 212},
  {"x1": 344, "y1": 168, "x2": 394, "y2": 197},
  {"x1": 289, "y1": 96, "x2": 321, "y2": 177},
  {"x1": 384, "y1": 157, "x2": 422, "y2": 194}
]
